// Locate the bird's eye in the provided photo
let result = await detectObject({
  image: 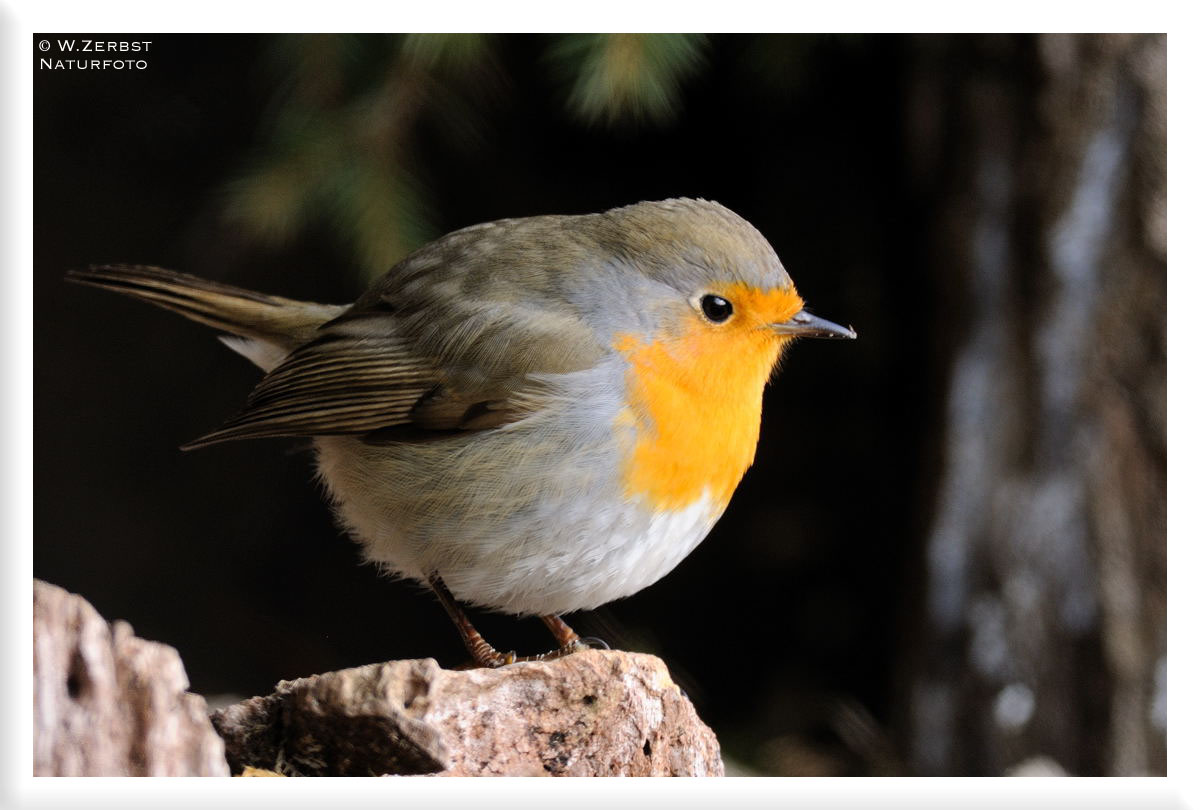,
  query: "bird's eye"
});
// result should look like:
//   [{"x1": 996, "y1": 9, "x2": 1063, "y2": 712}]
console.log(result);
[{"x1": 700, "y1": 294, "x2": 733, "y2": 323}]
